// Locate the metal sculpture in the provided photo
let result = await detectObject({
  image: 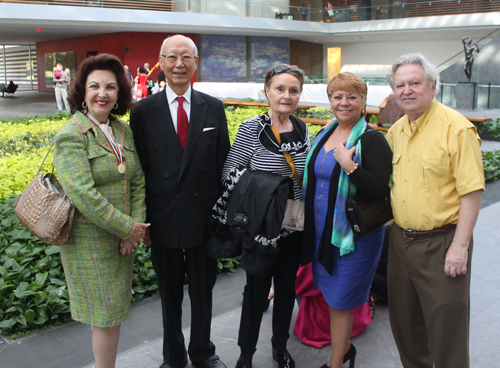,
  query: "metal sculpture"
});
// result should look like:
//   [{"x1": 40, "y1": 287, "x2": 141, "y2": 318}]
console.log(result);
[{"x1": 462, "y1": 37, "x2": 480, "y2": 81}]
